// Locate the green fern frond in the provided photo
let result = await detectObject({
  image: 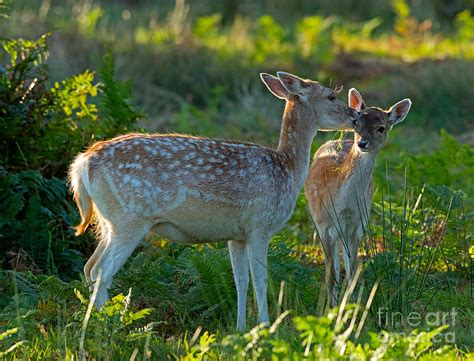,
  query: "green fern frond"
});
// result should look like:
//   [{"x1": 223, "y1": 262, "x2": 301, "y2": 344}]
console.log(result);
[{"x1": 98, "y1": 53, "x2": 143, "y2": 135}]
